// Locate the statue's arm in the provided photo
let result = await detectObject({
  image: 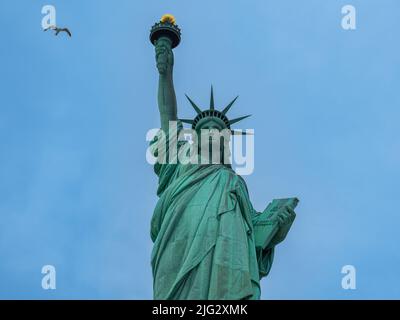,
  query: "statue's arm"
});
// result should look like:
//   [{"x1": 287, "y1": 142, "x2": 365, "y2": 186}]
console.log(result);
[{"x1": 155, "y1": 37, "x2": 177, "y2": 132}]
